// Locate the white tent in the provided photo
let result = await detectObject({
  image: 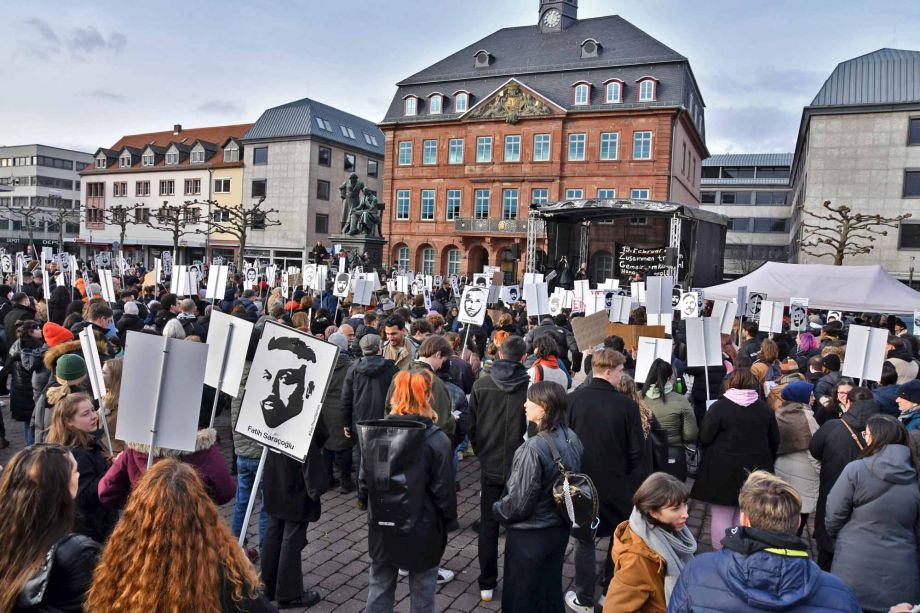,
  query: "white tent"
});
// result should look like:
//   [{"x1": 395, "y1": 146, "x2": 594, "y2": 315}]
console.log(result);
[{"x1": 702, "y1": 263, "x2": 920, "y2": 314}]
